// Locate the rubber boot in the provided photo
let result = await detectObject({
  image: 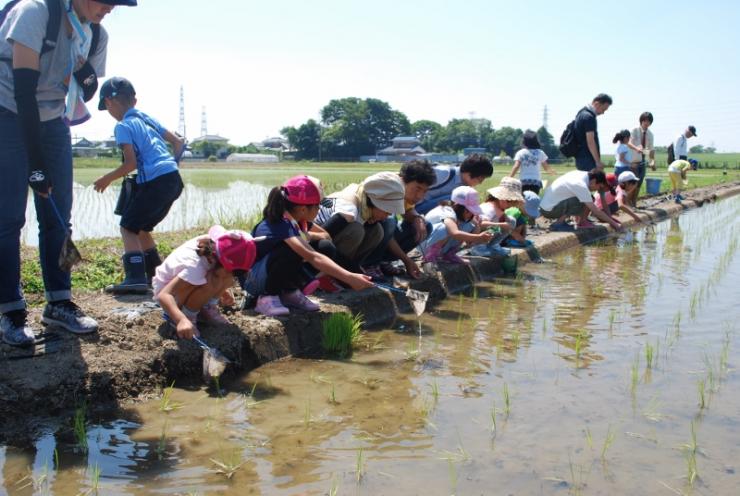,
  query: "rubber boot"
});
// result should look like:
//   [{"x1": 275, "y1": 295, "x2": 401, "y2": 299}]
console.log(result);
[
  {"x1": 144, "y1": 247, "x2": 162, "y2": 286},
  {"x1": 105, "y1": 252, "x2": 149, "y2": 294}
]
